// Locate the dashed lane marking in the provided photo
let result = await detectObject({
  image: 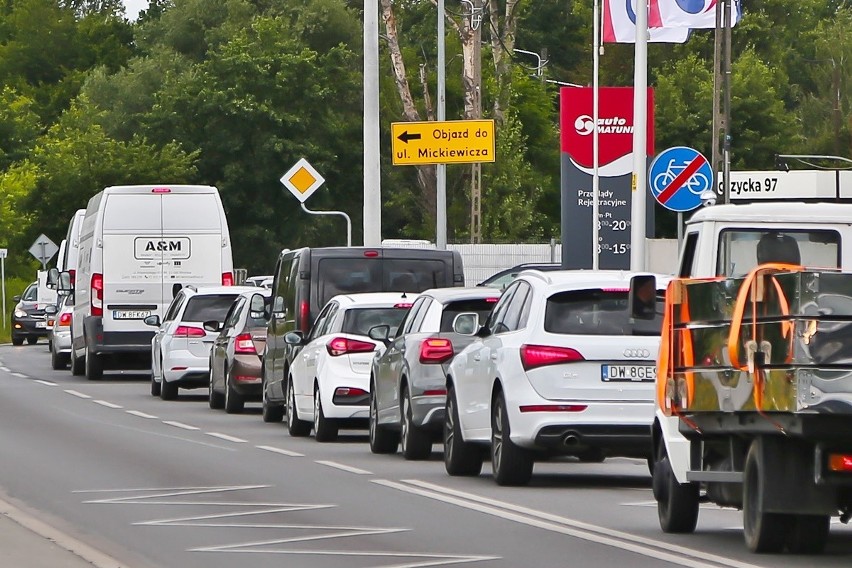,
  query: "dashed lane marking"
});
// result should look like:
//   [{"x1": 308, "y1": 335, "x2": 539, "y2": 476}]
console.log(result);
[
  {"x1": 11, "y1": 372, "x2": 27, "y2": 378},
  {"x1": 65, "y1": 390, "x2": 91, "y2": 399},
  {"x1": 162, "y1": 420, "x2": 199, "y2": 431},
  {"x1": 256, "y1": 445, "x2": 304, "y2": 457},
  {"x1": 206, "y1": 432, "x2": 247, "y2": 443},
  {"x1": 0, "y1": 366, "x2": 10, "y2": 372},
  {"x1": 315, "y1": 460, "x2": 372, "y2": 475},
  {"x1": 34, "y1": 380, "x2": 57, "y2": 386},
  {"x1": 93, "y1": 400, "x2": 123, "y2": 409},
  {"x1": 126, "y1": 410, "x2": 158, "y2": 419}
]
